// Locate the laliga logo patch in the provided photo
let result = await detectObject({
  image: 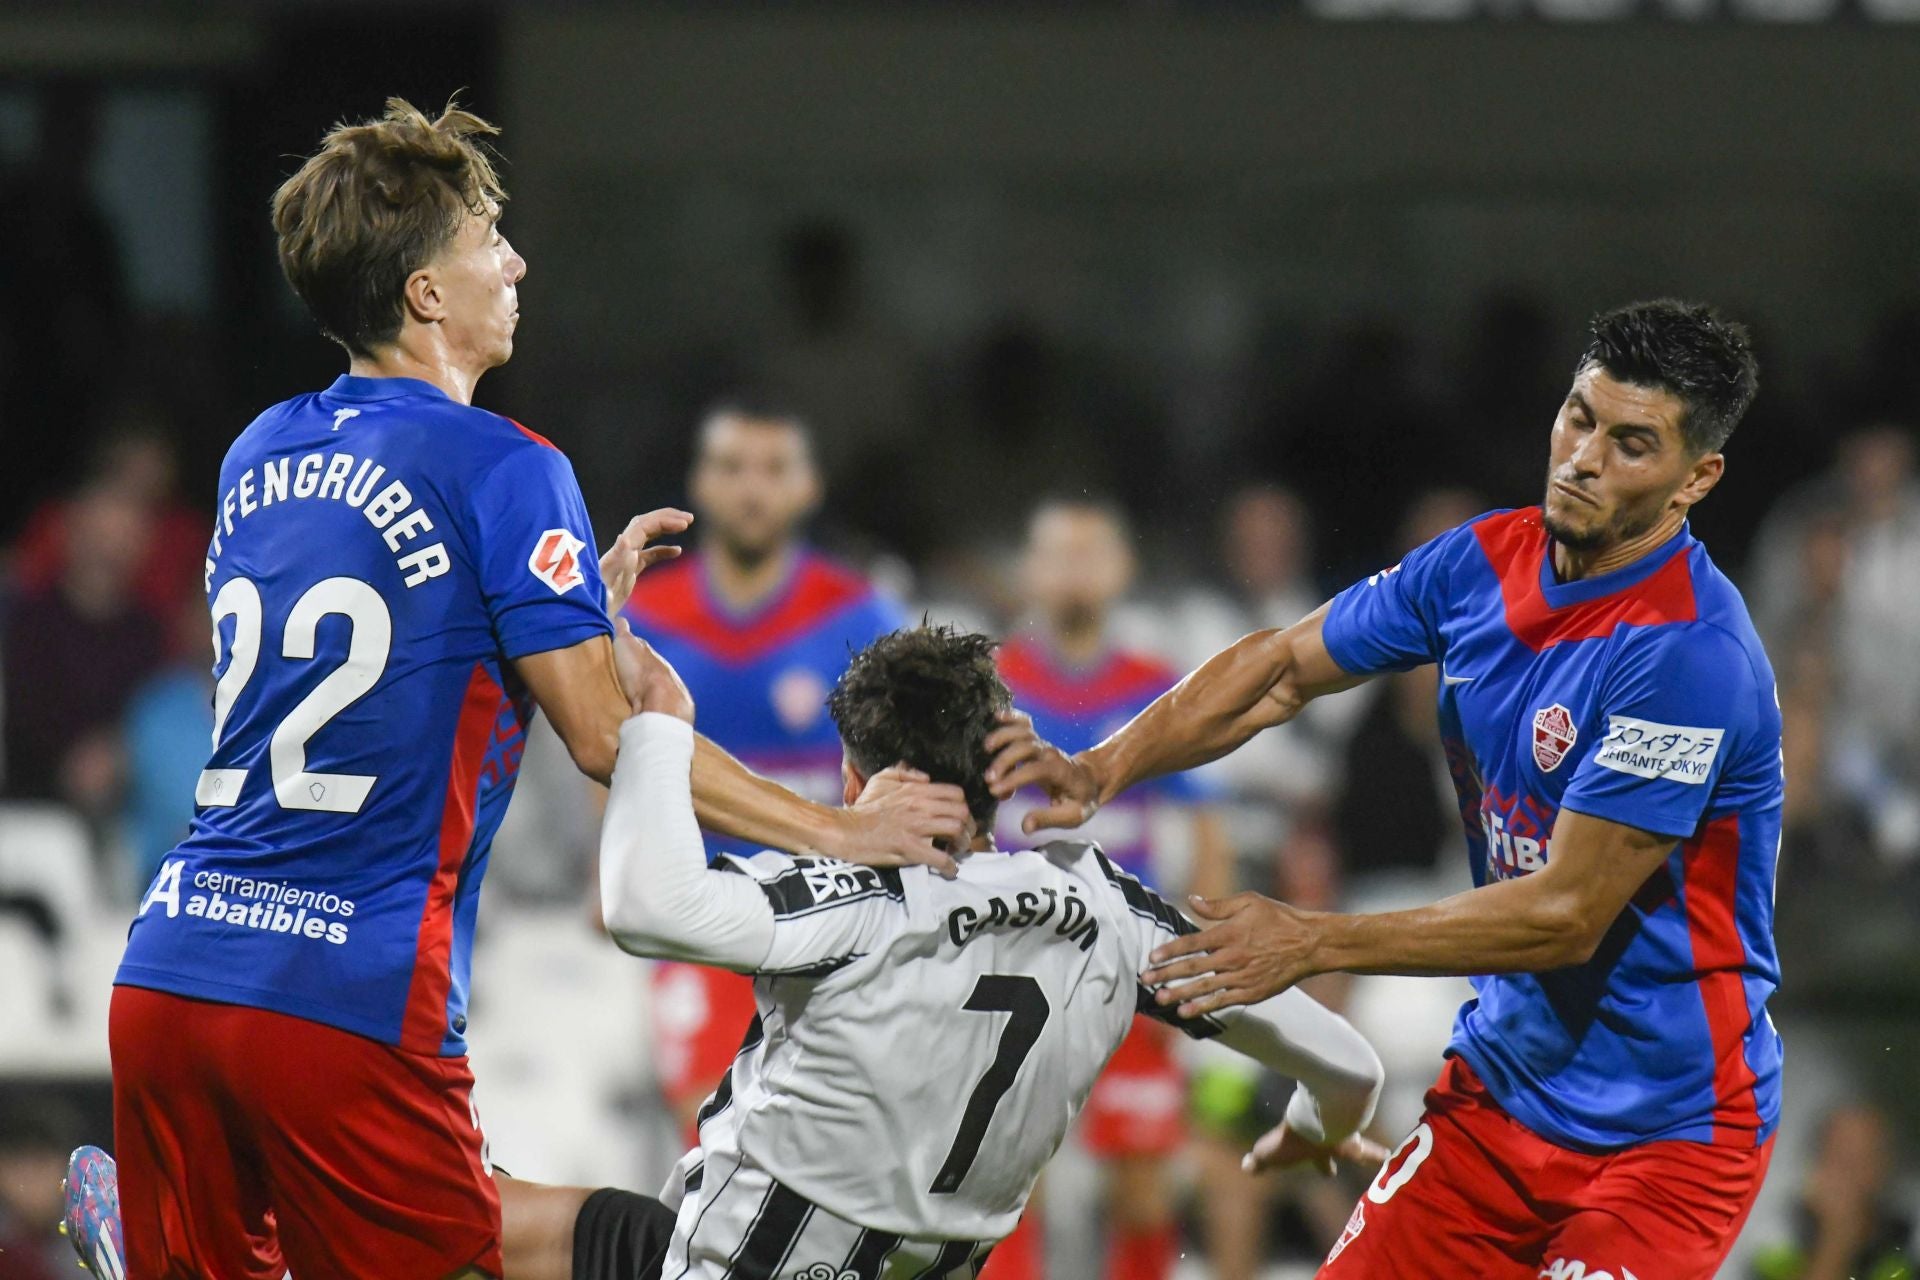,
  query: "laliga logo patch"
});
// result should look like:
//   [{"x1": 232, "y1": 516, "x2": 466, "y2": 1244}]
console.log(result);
[
  {"x1": 1532, "y1": 703, "x2": 1577, "y2": 773},
  {"x1": 528, "y1": 528, "x2": 586, "y2": 595}
]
